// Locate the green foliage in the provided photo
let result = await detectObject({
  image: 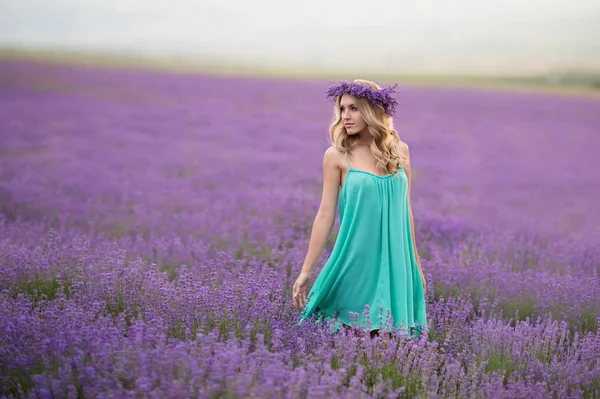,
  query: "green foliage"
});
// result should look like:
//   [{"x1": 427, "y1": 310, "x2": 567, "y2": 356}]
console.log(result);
[
  {"x1": 379, "y1": 362, "x2": 423, "y2": 396},
  {"x1": 105, "y1": 284, "x2": 140, "y2": 328},
  {"x1": 502, "y1": 296, "x2": 537, "y2": 324},
  {"x1": 582, "y1": 376, "x2": 600, "y2": 399},
  {"x1": 16, "y1": 275, "x2": 72, "y2": 302},
  {"x1": 234, "y1": 235, "x2": 273, "y2": 261},
  {"x1": 482, "y1": 351, "x2": 517, "y2": 386},
  {"x1": 432, "y1": 282, "x2": 461, "y2": 303},
  {"x1": 107, "y1": 217, "x2": 136, "y2": 238},
  {"x1": 577, "y1": 308, "x2": 598, "y2": 335}
]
